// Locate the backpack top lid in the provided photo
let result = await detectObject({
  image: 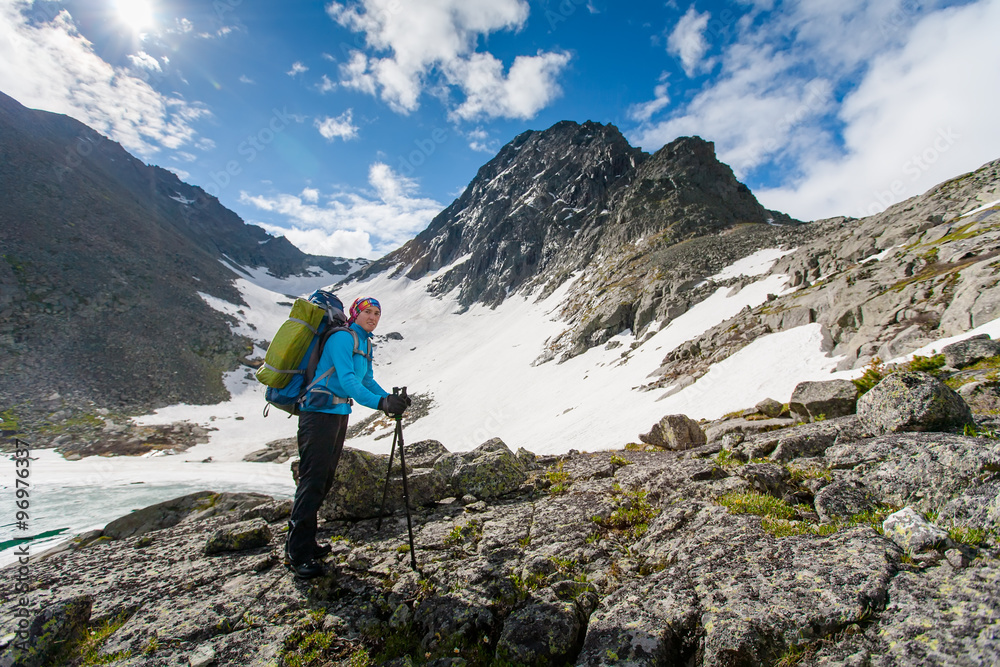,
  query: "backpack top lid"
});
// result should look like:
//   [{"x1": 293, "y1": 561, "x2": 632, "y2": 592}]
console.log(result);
[{"x1": 308, "y1": 290, "x2": 346, "y2": 324}]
